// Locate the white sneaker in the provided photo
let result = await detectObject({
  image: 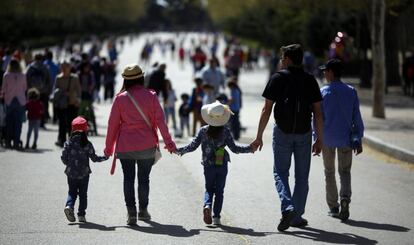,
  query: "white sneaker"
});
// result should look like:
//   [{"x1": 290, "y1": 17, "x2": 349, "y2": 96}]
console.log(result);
[
  {"x1": 78, "y1": 216, "x2": 86, "y2": 222},
  {"x1": 212, "y1": 217, "x2": 221, "y2": 226}
]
